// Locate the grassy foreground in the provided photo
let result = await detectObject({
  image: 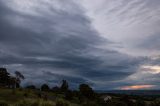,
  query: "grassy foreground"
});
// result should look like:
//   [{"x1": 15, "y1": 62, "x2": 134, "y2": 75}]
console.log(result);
[
  {"x1": 0, "y1": 88, "x2": 79, "y2": 106},
  {"x1": 1, "y1": 88, "x2": 160, "y2": 106}
]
